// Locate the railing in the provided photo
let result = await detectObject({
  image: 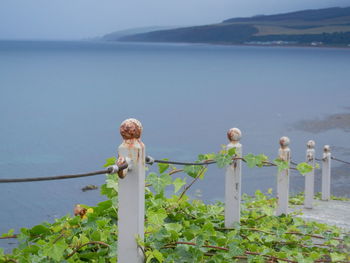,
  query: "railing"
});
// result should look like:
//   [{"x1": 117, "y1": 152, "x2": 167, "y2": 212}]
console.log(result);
[{"x1": 0, "y1": 118, "x2": 349, "y2": 263}]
